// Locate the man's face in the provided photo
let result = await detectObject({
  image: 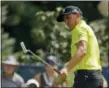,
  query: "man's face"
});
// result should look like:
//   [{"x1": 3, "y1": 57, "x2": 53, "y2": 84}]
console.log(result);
[
  {"x1": 63, "y1": 13, "x2": 79, "y2": 29},
  {"x1": 3, "y1": 64, "x2": 16, "y2": 74},
  {"x1": 45, "y1": 64, "x2": 58, "y2": 73}
]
